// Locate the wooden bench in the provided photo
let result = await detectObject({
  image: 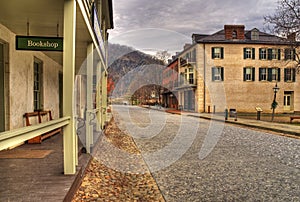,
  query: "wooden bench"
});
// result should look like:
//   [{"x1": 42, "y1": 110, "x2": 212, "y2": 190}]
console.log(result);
[
  {"x1": 290, "y1": 111, "x2": 300, "y2": 123},
  {"x1": 24, "y1": 110, "x2": 62, "y2": 144}
]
